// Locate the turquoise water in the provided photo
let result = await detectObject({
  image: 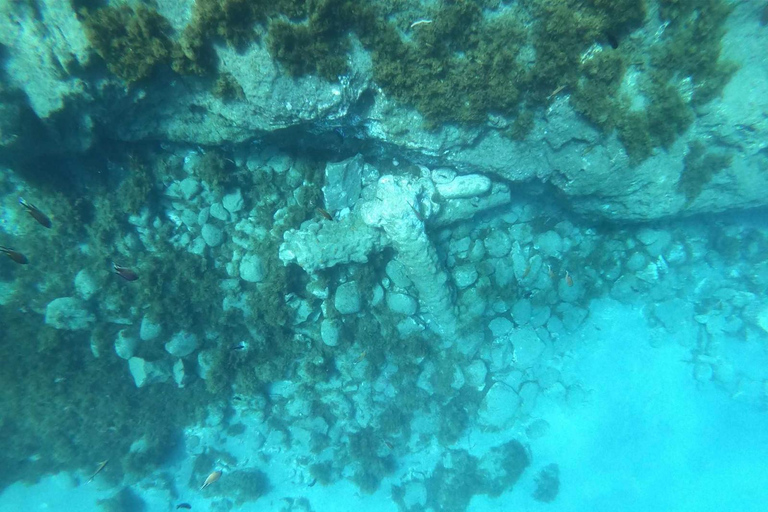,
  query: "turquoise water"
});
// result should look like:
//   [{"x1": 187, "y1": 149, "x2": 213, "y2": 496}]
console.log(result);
[{"x1": 1, "y1": 1, "x2": 767, "y2": 511}]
